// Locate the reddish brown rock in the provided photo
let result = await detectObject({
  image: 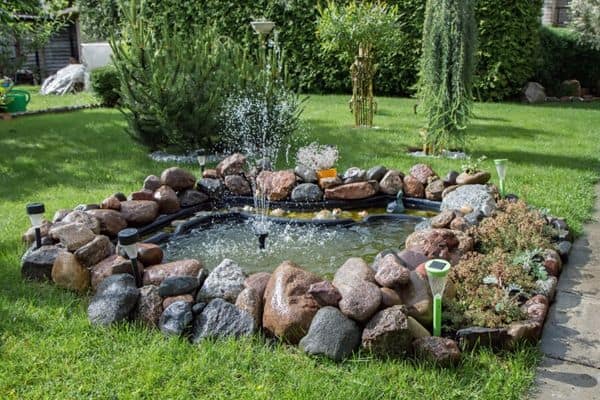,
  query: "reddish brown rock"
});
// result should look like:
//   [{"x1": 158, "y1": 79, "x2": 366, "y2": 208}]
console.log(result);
[
  {"x1": 86, "y1": 209, "x2": 128, "y2": 237},
  {"x1": 456, "y1": 171, "x2": 491, "y2": 185},
  {"x1": 403, "y1": 175, "x2": 425, "y2": 198},
  {"x1": 308, "y1": 281, "x2": 342, "y2": 307},
  {"x1": 154, "y1": 185, "x2": 180, "y2": 214},
  {"x1": 49, "y1": 223, "x2": 96, "y2": 251},
  {"x1": 380, "y1": 287, "x2": 403, "y2": 307},
  {"x1": 224, "y1": 175, "x2": 252, "y2": 196},
  {"x1": 333, "y1": 258, "x2": 381, "y2": 322},
  {"x1": 202, "y1": 169, "x2": 219, "y2": 179},
  {"x1": 442, "y1": 185, "x2": 459, "y2": 199},
  {"x1": 430, "y1": 210, "x2": 455, "y2": 229},
  {"x1": 524, "y1": 295, "x2": 549, "y2": 325},
  {"x1": 130, "y1": 189, "x2": 155, "y2": 201},
  {"x1": 137, "y1": 243, "x2": 163, "y2": 266},
  {"x1": 52, "y1": 251, "x2": 90, "y2": 292},
  {"x1": 507, "y1": 320, "x2": 543, "y2": 345},
  {"x1": 318, "y1": 176, "x2": 342, "y2": 189},
  {"x1": 262, "y1": 261, "x2": 321, "y2": 344},
  {"x1": 256, "y1": 170, "x2": 296, "y2": 201},
  {"x1": 244, "y1": 272, "x2": 271, "y2": 299},
  {"x1": 143, "y1": 259, "x2": 203, "y2": 286},
  {"x1": 74, "y1": 234, "x2": 114, "y2": 268},
  {"x1": 398, "y1": 271, "x2": 433, "y2": 326},
  {"x1": 449, "y1": 216, "x2": 468, "y2": 231},
  {"x1": 361, "y1": 306, "x2": 414, "y2": 357},
  {"x1": 397, "y1": 249, "x2": 429, "y2": 271},
  {"x1": 22, "y1": 220, "x2": 52, "y2": 245},
  {"x1": 404, "y1": 228, "x2": 472, "y2": 262},
  {"x1": 120, "y1": 200, "x2": 159, "y2": 226},
  {"x1": 409, "y1": 164, "x2": 435, "y2": 185},
  {"x1": 324, "y1": 181, "x2": 378, "y2": 200},
  {"x1": 134, "y1": 285, "x2": 163, "y2": 327},
  {"x1": 235, "y1": 287, "x2": 263, "y2": 327},
  {"x1": 216, "y1": 153, "x2": 246, "y2": 177},
  {"x1": 413, "y1": 337, "x2": 461, "y2": 367},
  {"x1": 90, "y1": 255, "x2": 142, "y2": 290},
  {"x1": 375, "y1": 260, "x2": 410, "y2": 288},
  {"x1": 379, "y1": 170, "x2": 404, "y2": 195},
  {"x1": 425, "y1": 179, "x2": 445, "y2": 201},
  {"x1": 160, "y1": 167, "x2": 196, "y2": 191},
  {"x1": 62, "y1": 210, "x2": 101, "y2": 234},
  {"x1": 143, "y1": 175, "x2": 161, "y2": 192},
  {"x1": 101, "y1": 196, "x2": 121, "y2": 211},
  {"x1": 543, "y1": 249, "x2": 562, "y2": 277},
  {"x1": 163, "y1": 294, "x2": 194, "y2": 309}
]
